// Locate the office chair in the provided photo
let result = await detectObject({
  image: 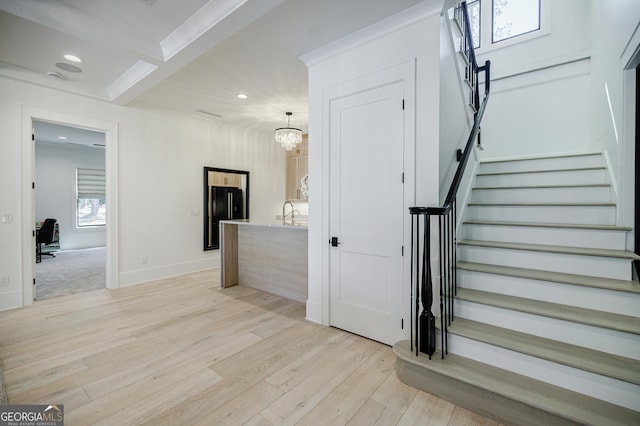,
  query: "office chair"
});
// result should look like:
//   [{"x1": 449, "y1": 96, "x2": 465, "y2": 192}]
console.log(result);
[{"x1": 36, "y1": 218, "x2": 57, "y2": 262}]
